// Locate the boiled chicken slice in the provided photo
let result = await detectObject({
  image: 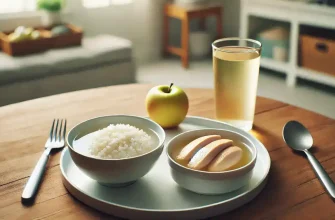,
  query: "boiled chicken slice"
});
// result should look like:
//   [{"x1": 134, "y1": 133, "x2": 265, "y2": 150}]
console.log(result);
[
  {"x1": 208, "y1": 146, "x2": 243, "y2": 172},
  {"x1": 177, "y1": 135, "x2": 221, "y2": 160},
  {"x1": 187, "y1": 139, "x2": 233, "y2": 170}
]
